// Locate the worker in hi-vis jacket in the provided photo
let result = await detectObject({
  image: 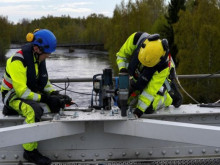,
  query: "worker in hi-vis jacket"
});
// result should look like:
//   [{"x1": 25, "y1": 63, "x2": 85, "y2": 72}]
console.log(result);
[
  {"x1": 1, "y1": 29, "x2": 72, "y2": 165},
  {"x1": 116, "y1": 32, "x2": 183, "y2": 118}
]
